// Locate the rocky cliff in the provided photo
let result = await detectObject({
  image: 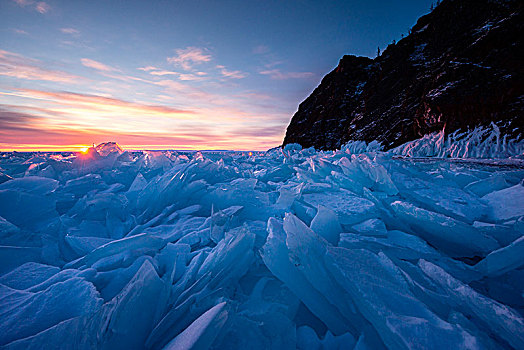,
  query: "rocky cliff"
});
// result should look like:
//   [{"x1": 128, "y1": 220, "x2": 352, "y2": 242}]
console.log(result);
[{"x1": 283, "y1": 0, "x2": 524, "y2": 150}]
